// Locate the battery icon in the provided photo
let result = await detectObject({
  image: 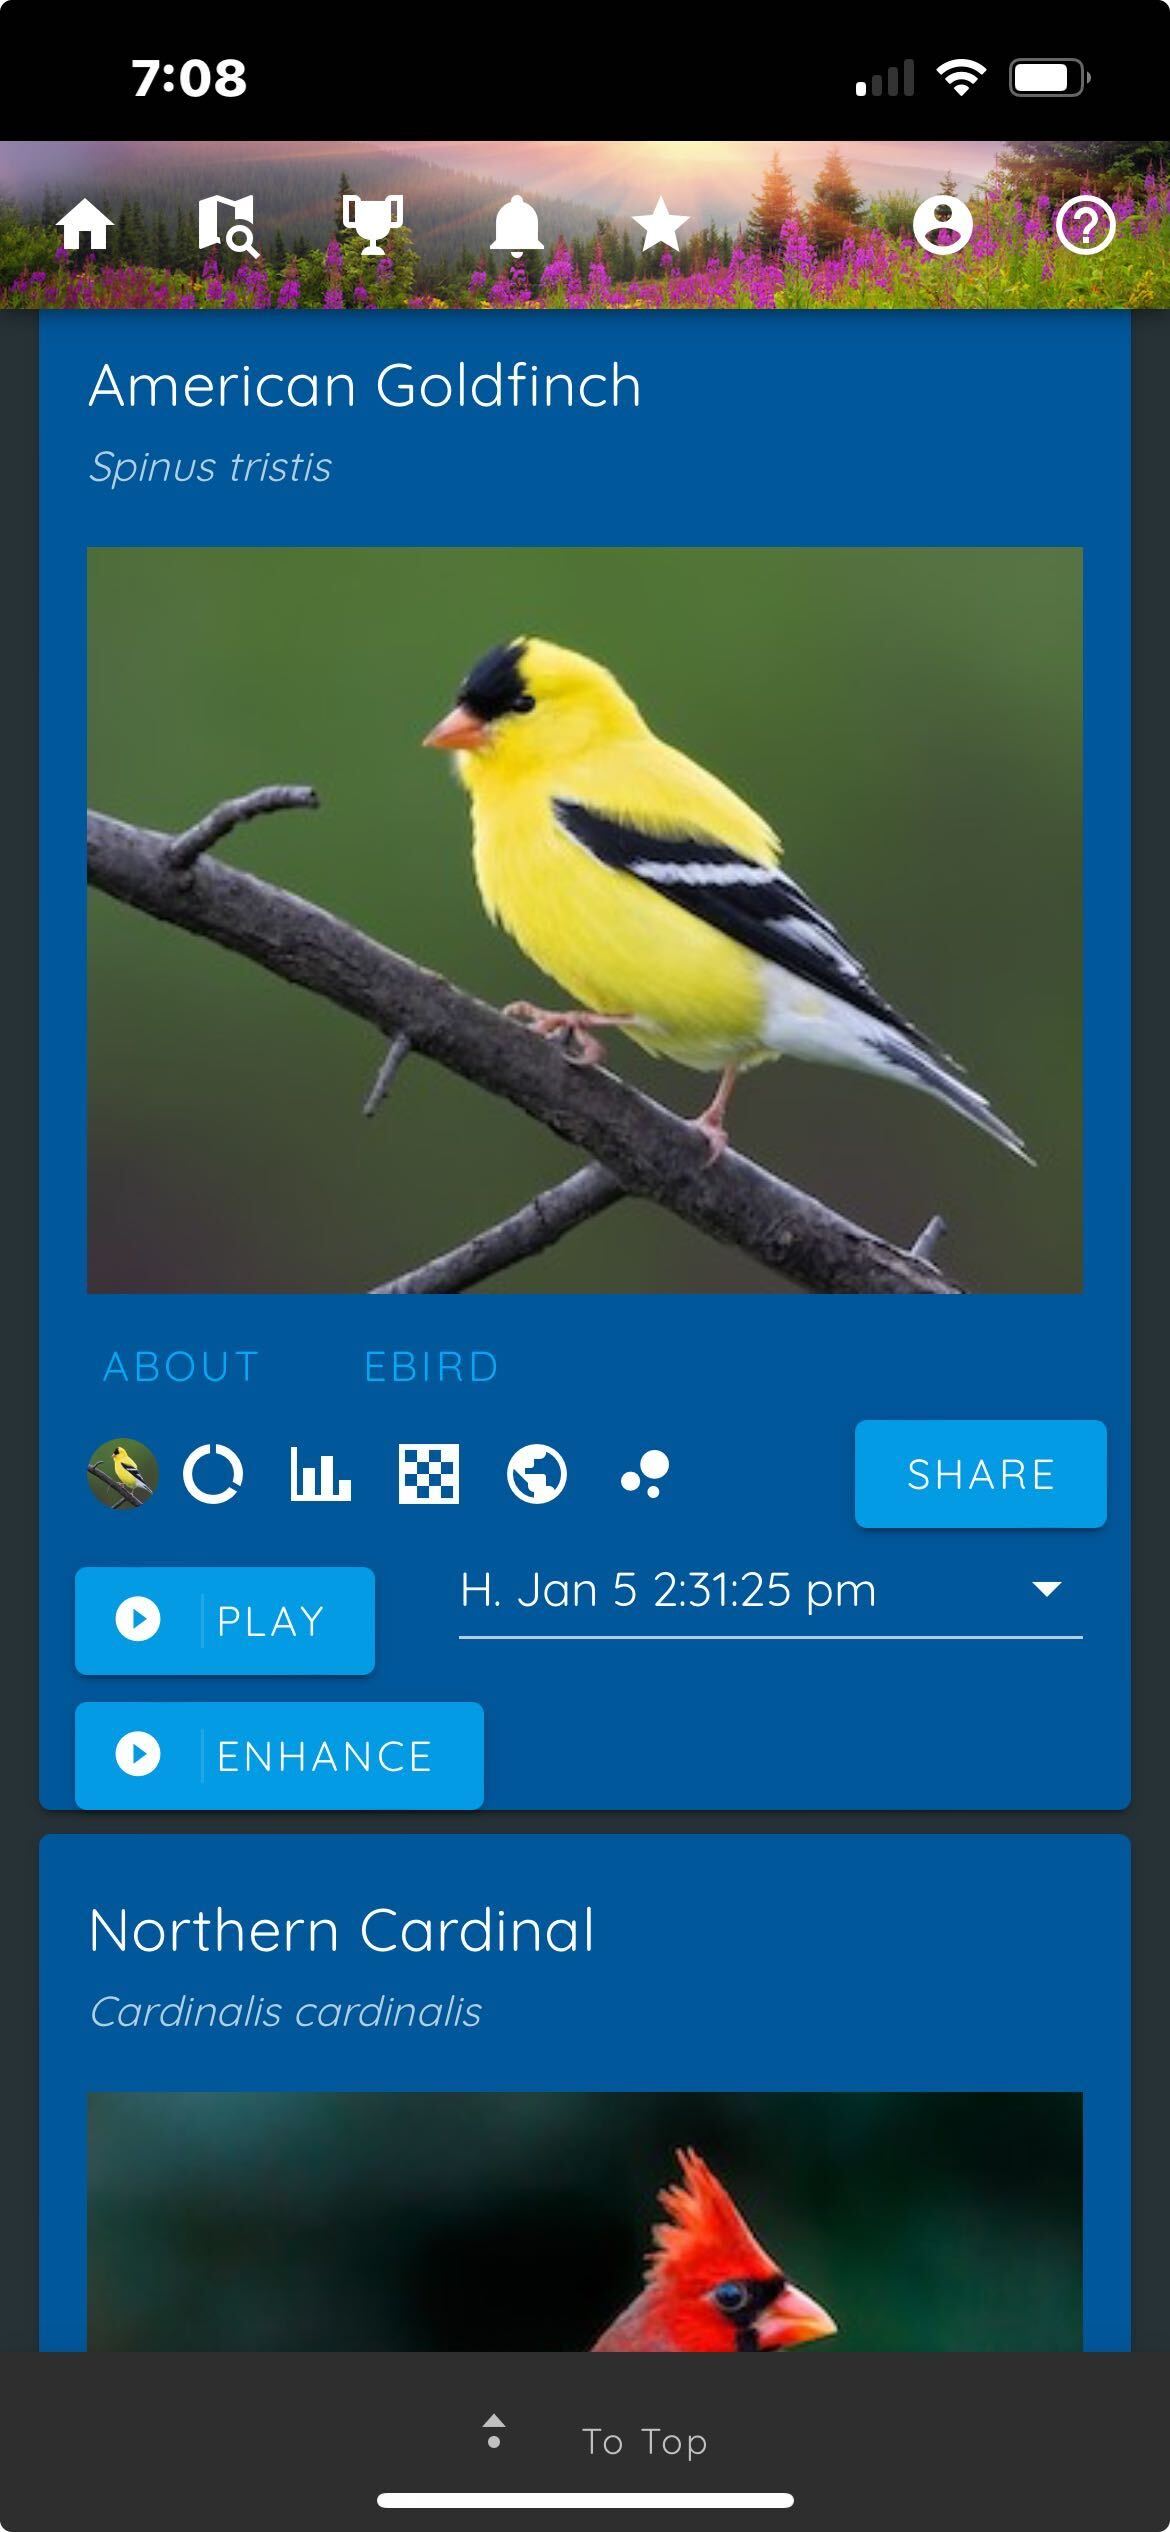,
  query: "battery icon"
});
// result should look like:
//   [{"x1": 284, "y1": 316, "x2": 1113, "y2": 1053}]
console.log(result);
[{"x1": 1010, "y1": 57, "x2": 1089, "y2": 95}]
